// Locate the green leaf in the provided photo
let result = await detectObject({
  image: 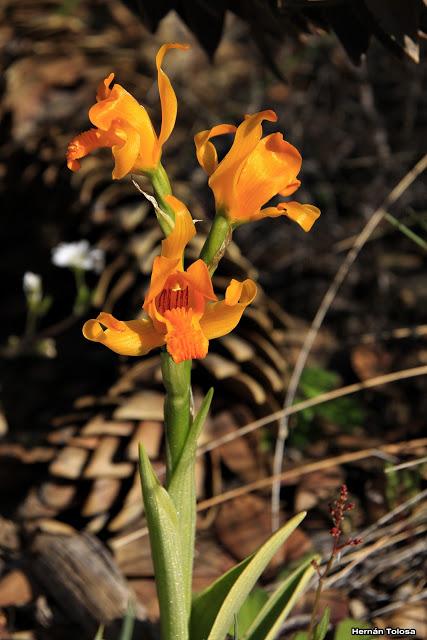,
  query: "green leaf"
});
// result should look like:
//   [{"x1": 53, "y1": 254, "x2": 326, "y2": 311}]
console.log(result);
[
  {"x1": 119, "y1": 601, "x2": 135, "y2": 640},
  {"x1": 190, "y1": 511, "x2": 307, "y2": 640},
  {"x1": 314, "y1": 606, "x2": 330, "y2": 640},
  {"x1": 228, "y1": 589, "x2": 269, "y2": 637},
  {"x1": 168, "y1": 388, "x2": 214, "y2": 612},
  {"x1": 93, "y1": 626, "x2": 104, "y2": 640},
  {"x1": 138, "y1": 444, "x2": 188, "y2": 640},
  {"x1": 243, "y1": 555, "x2": 318, "y2": 640},
  {"x1": 334, "y1": 618, "x2": 371, "y2": 639}
]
